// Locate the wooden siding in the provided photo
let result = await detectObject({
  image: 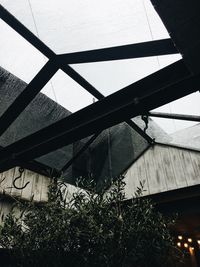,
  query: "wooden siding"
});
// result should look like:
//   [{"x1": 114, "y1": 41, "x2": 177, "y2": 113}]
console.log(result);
[
  {"x1": 124, "y1": 144, "x2": 200, "y2": 199},
  {"x1": 0, "y1": 167, "x2": 50, "y2": 202},
  {"x1": 0, "y1": 167, "x2": 81, "y2": 203},
  {"x1": 0, "y1": 167, "x2": 82, "y2": 225},
  {"x1": 0, "y1": 144, "x2": 200, "y2": 222}
]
